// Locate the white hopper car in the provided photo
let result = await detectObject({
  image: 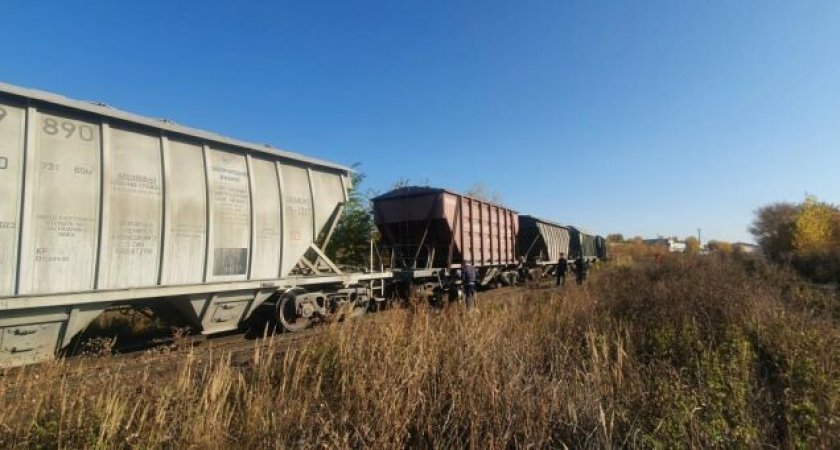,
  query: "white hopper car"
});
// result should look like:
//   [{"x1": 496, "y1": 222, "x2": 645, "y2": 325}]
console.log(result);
[{"x1": 0, "y1": 82, "x2": 387, "y2": 367}]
